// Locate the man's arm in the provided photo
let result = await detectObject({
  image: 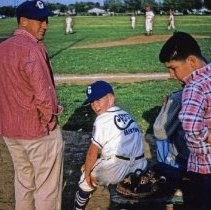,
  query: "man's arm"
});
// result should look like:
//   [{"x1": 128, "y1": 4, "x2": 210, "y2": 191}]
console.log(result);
[
  {"x1": 25, "y1": 49, "x2": 59, "y2": 130},
  {"x1": 179, "y1": 85, "x2": 207, "y2": 143}
]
